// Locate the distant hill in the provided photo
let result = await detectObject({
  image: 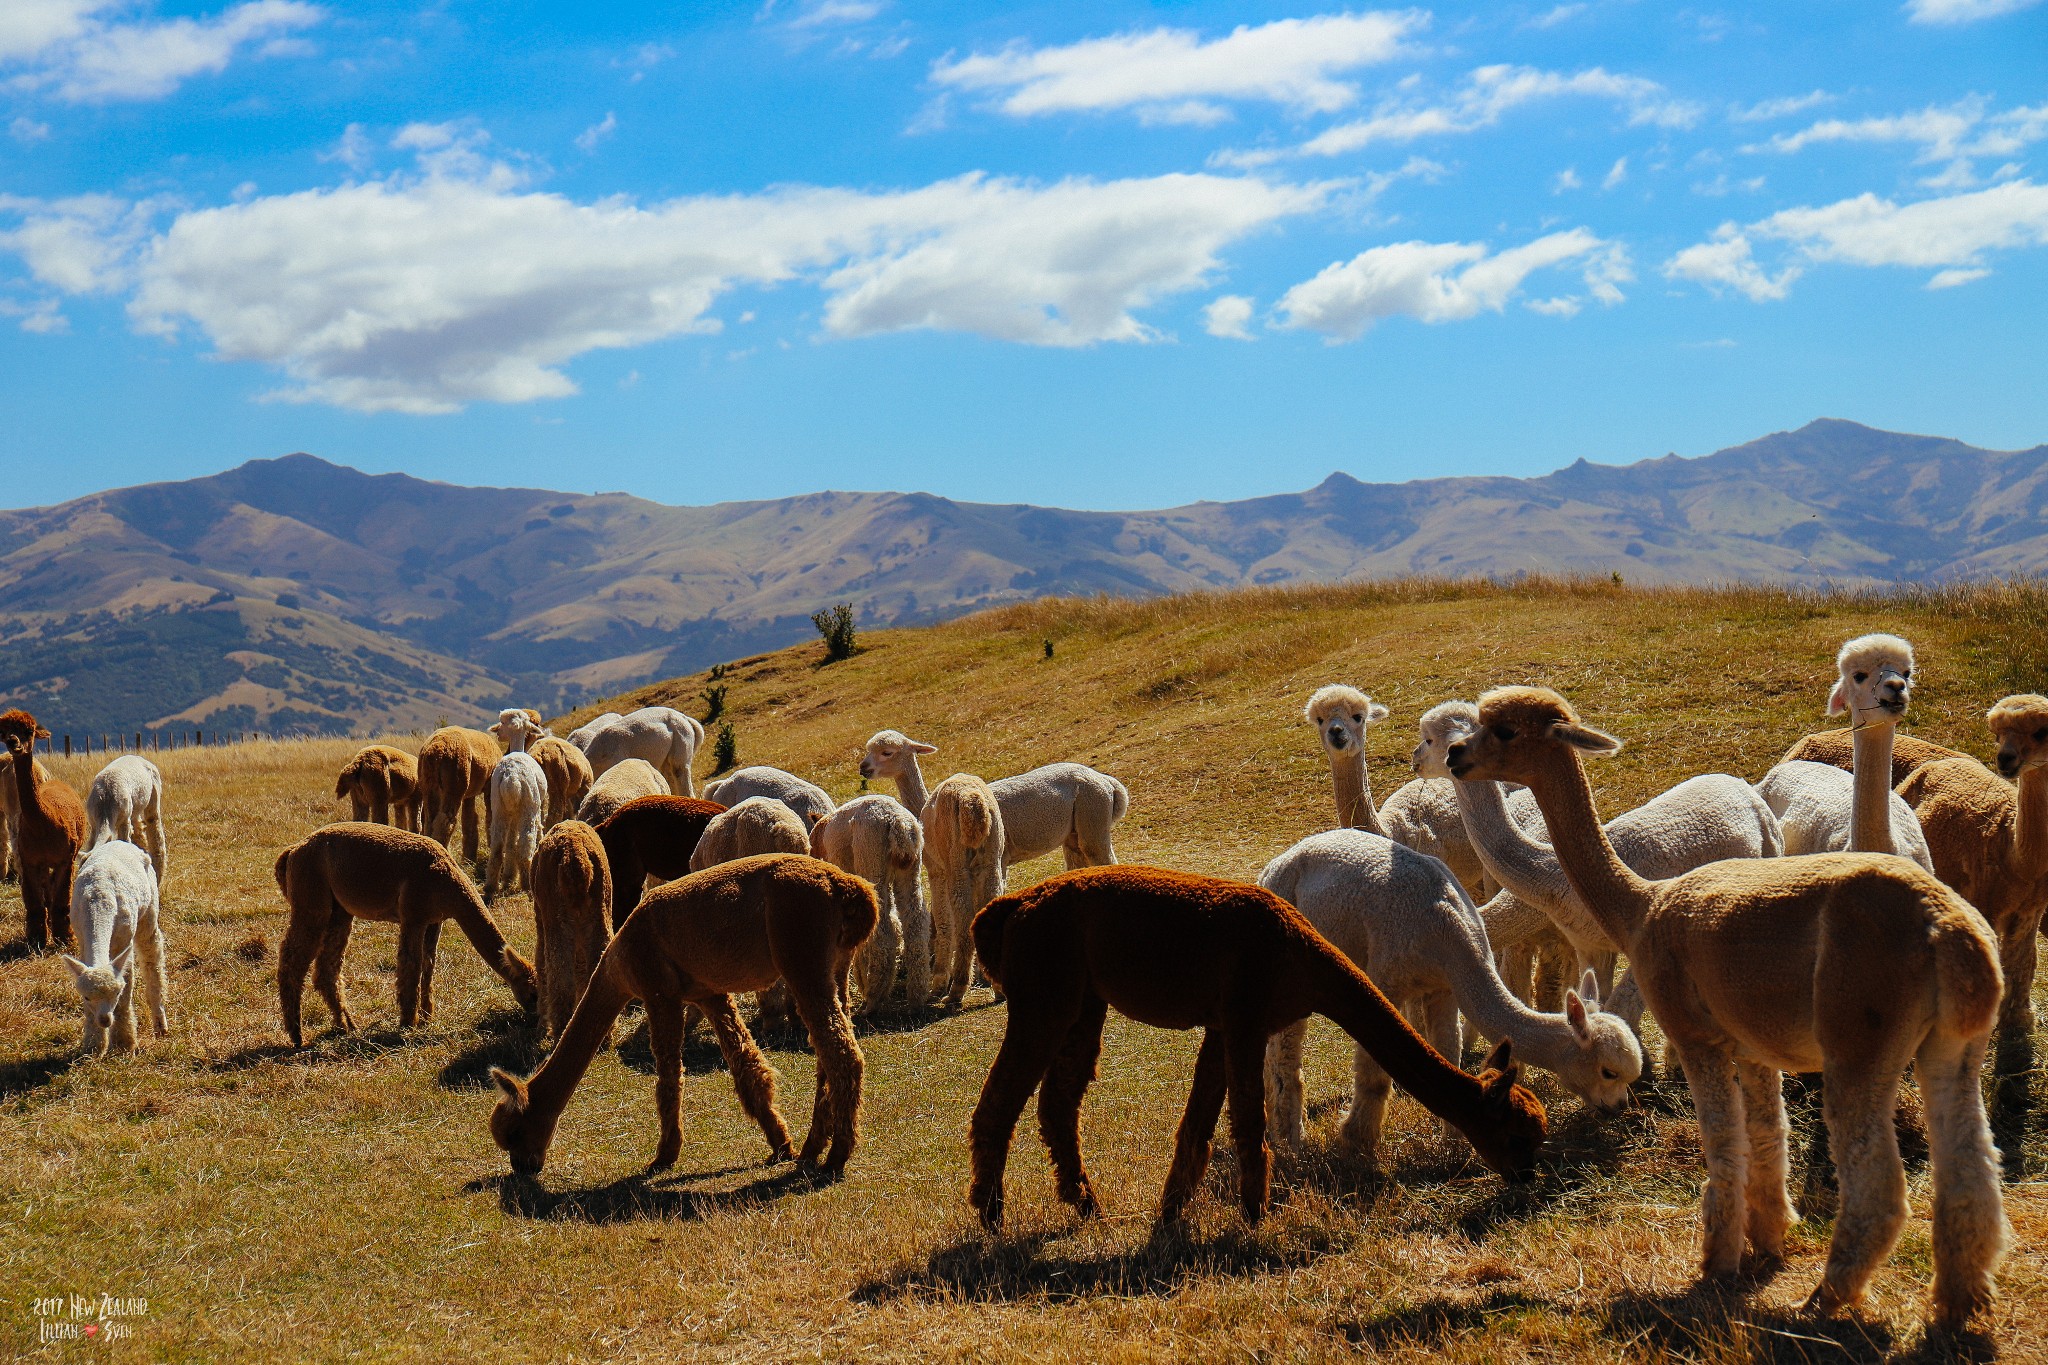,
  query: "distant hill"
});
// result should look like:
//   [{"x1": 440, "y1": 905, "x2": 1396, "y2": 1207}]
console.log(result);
[{"x1": 1, "y1": 419, "x2": 2042, "y2": 736}]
